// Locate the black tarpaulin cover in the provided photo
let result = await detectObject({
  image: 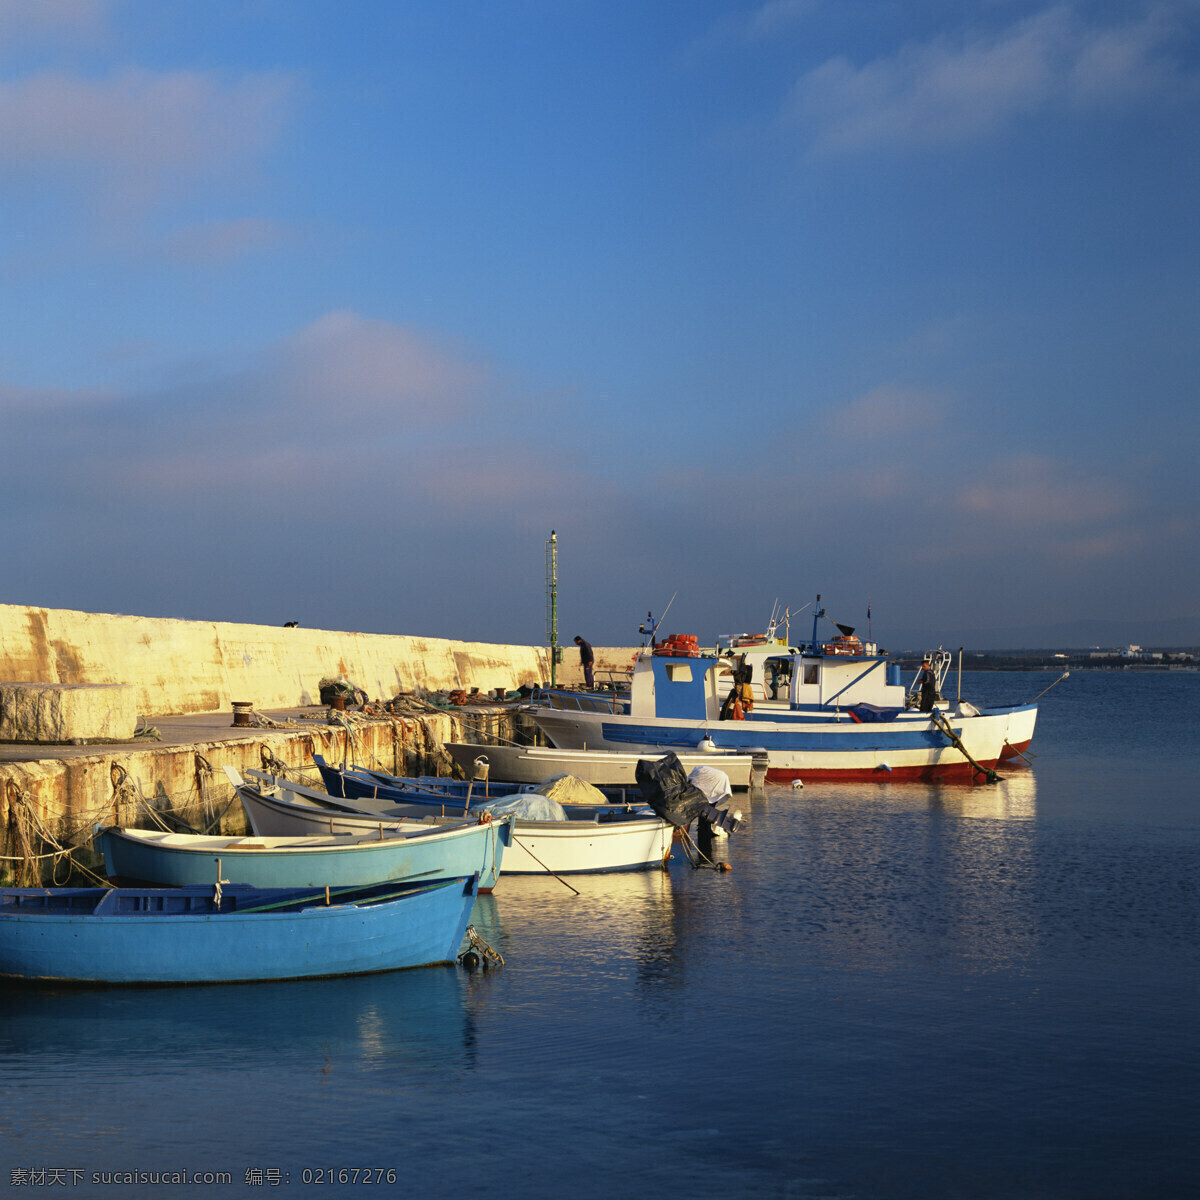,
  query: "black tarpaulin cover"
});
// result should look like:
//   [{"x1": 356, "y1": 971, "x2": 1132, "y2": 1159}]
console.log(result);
[{"x1": 635, "y1": 752, "x2": 716, "y2": 828}]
